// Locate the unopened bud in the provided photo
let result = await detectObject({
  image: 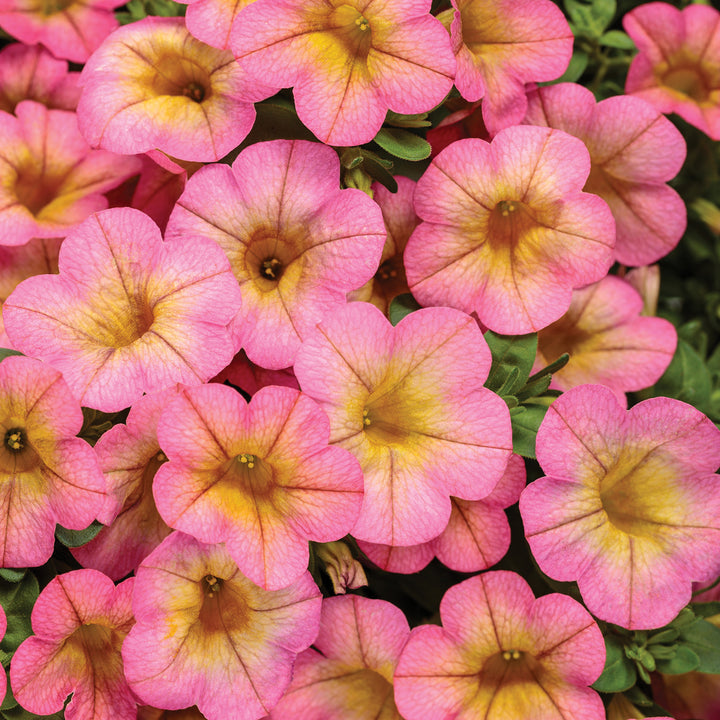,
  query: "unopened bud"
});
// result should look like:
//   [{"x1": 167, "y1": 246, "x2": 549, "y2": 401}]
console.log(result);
[{"x1": 315, "y1": 541, "x2": 368, "y2": 595}]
